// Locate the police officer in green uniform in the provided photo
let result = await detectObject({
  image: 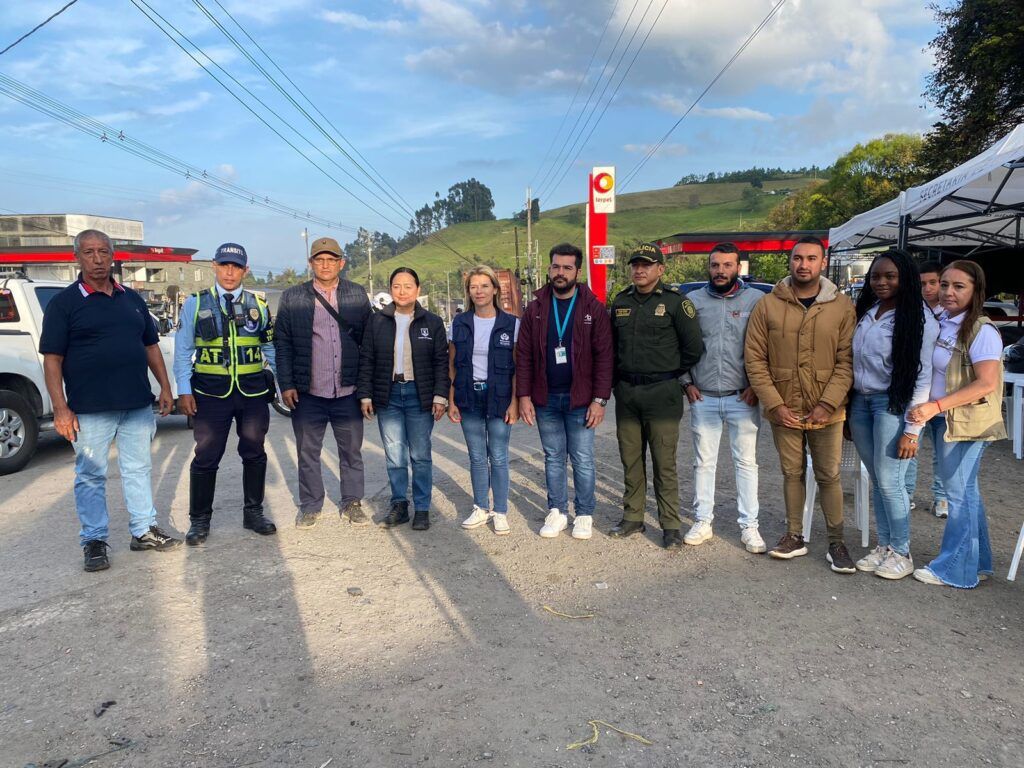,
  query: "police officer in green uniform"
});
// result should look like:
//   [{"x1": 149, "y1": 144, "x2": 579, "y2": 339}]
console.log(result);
[
  {"x1": 609, "y1": 243, "x2": 704, "y2": 549},
  {"x1": 174, "y1": 243, "x2": 277, "y2": 545}
]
